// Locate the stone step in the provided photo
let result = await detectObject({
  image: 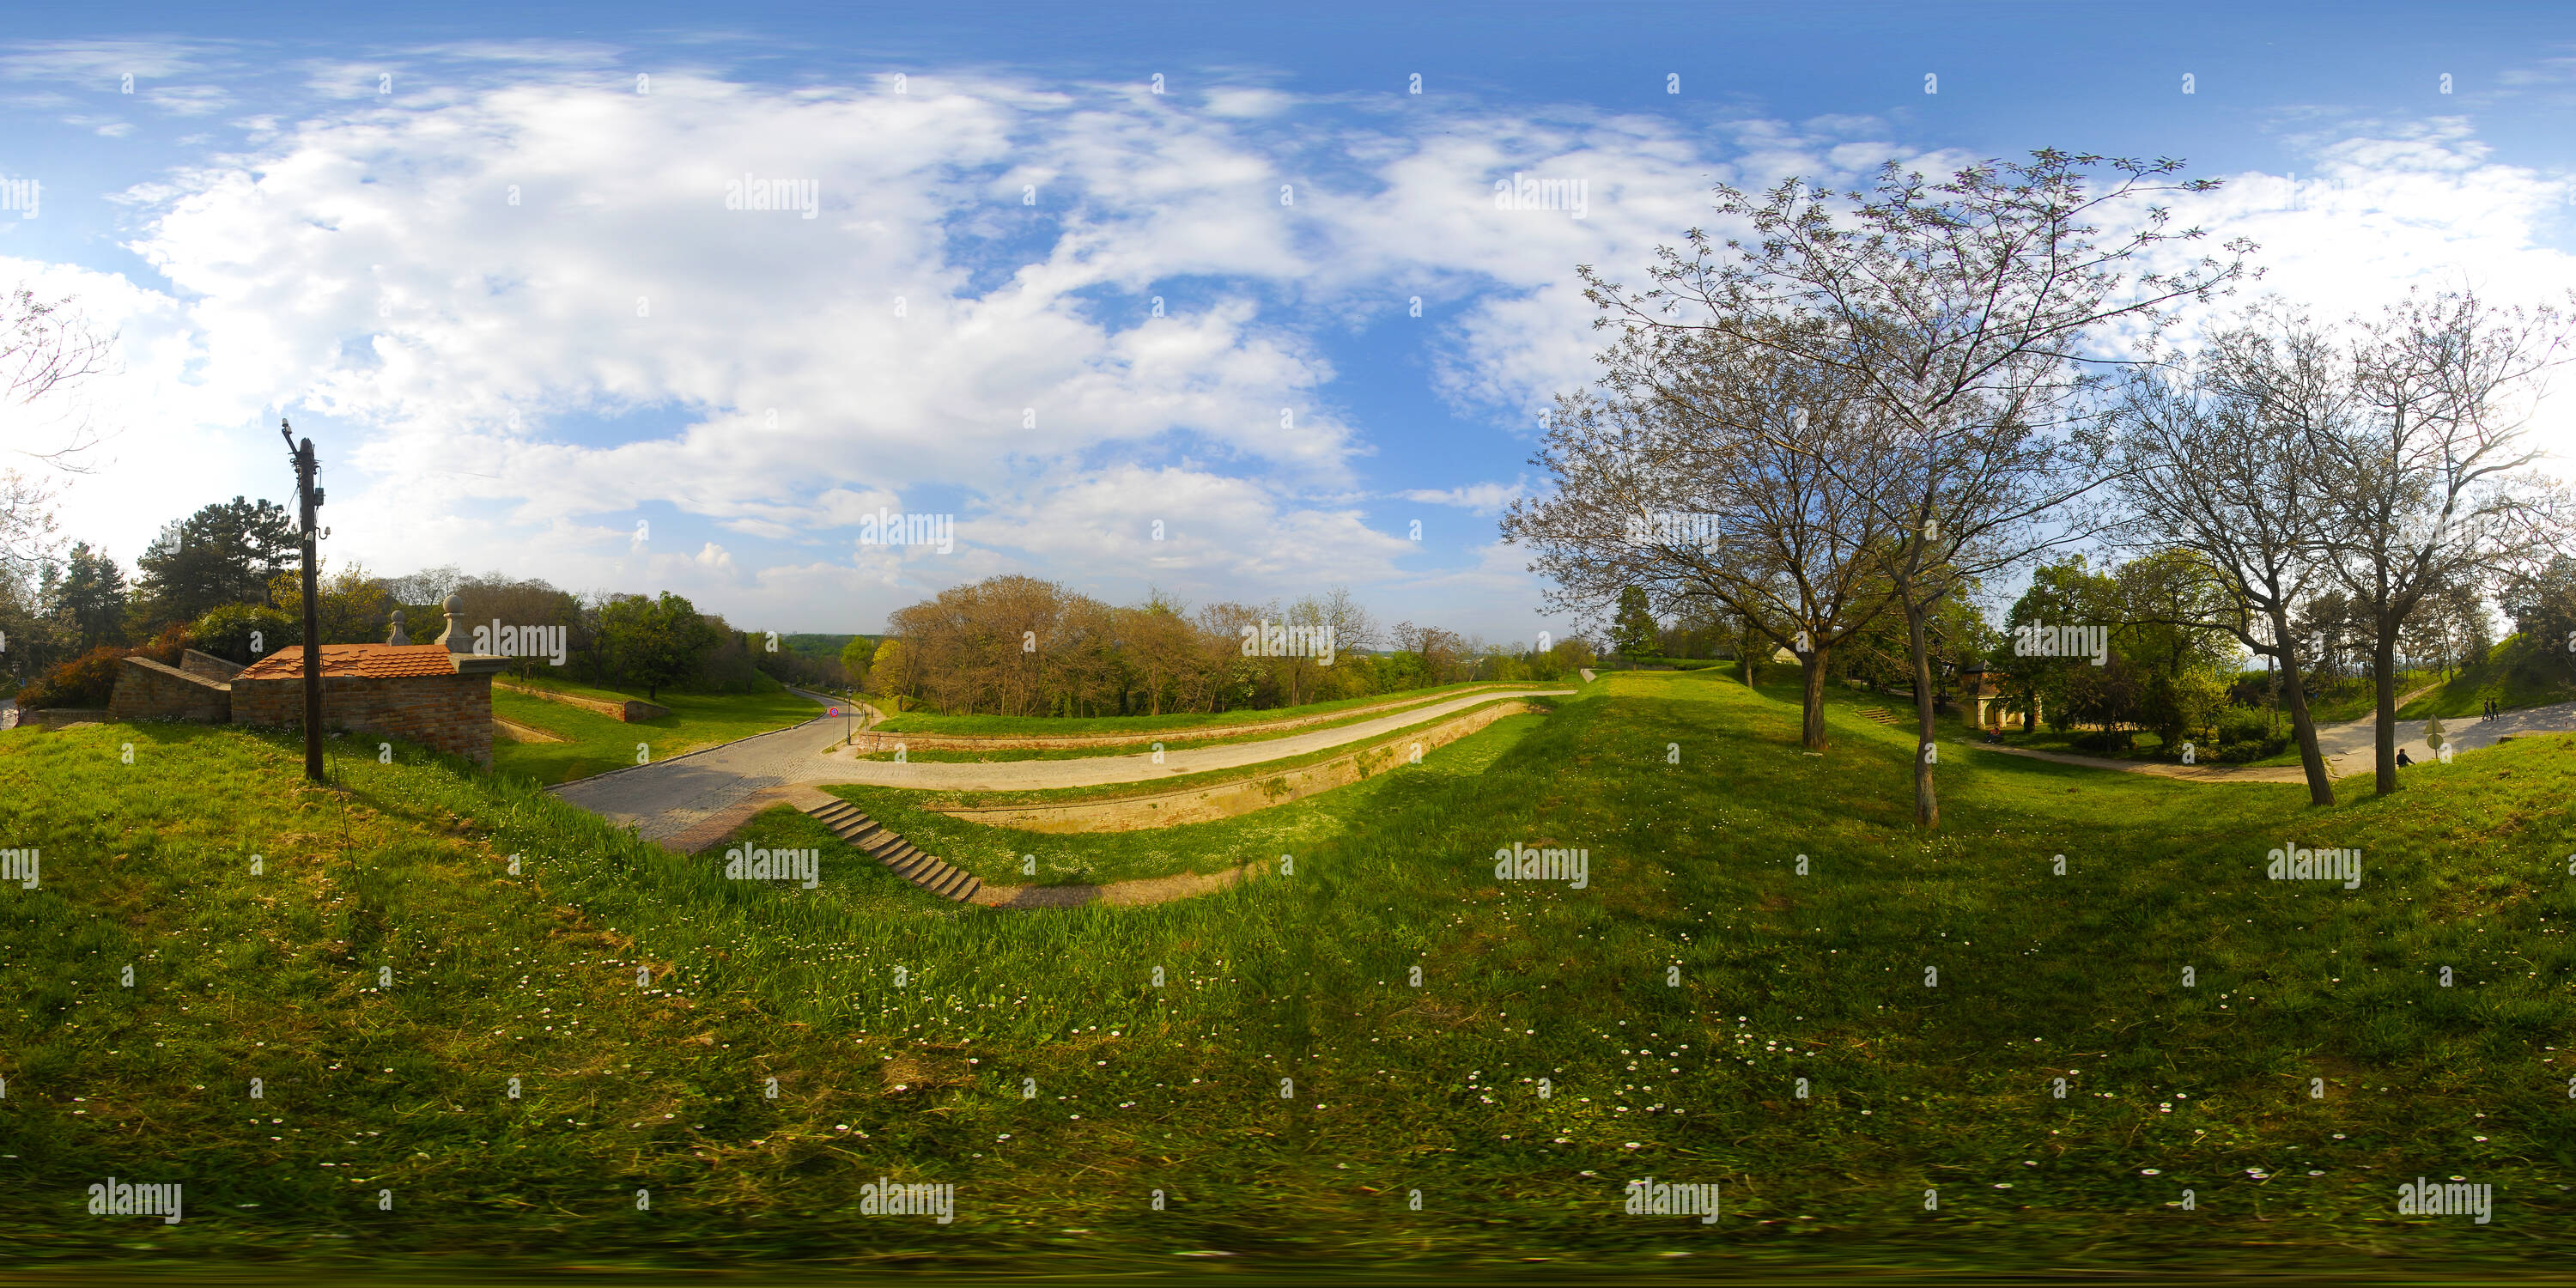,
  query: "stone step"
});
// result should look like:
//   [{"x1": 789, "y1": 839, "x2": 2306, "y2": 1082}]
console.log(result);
[{"x1": 793, "y1": 798, "x2": 977, "y2": 902}]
